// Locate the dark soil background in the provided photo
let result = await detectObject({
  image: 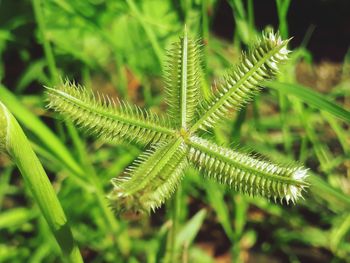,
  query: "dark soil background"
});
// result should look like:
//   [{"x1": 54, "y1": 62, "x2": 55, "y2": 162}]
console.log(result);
[{"x1": 213, "y1": 0, "x2": 350, "y2": 62}]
